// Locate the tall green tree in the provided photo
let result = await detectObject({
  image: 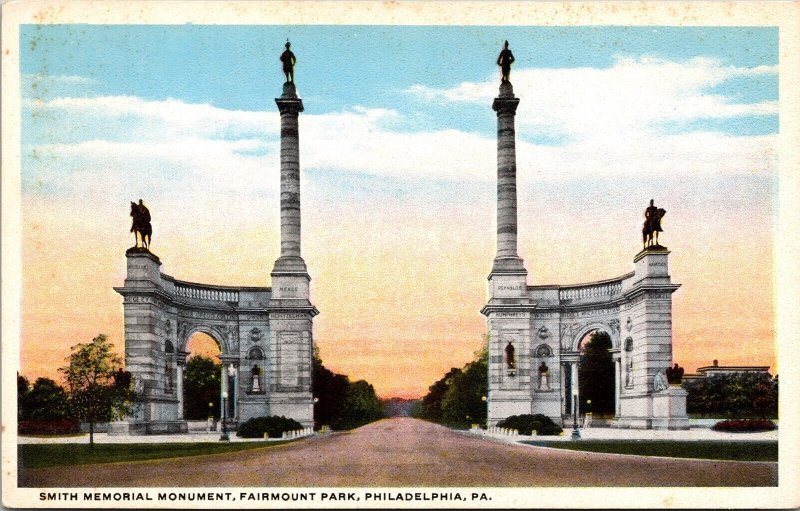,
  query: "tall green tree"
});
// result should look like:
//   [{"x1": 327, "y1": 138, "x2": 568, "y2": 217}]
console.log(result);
[
  {"x1": 183, "y1": 355, "x2": 221, "y2": 420},
  {"x1": 312, "y1": 352, "x2": 350, "y2": 427},
  {"x1": 684, "y1": 372, "x2": 777, "y2": 418},
  {"x1": 441, "y1": 345, "x2": 488, "y2": 425},
  {"x1": 17, "y1": 374, "x2": 30, "y2": 421},
  {"x1": 578, "y1": 331, "x2": 614, "y2": 414},
  {"x1": 22, "y1": 378, "x2": 71, "y2": 421},
  {"x1": 60, "y1": 334, "x2": 136, "y2": 446},
  {"x1": 312, "y1": 347, "x2": 384, "y2": 430},
  {"x1": 421, "y1": 338, "x2": 488, "y2": 427}
]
